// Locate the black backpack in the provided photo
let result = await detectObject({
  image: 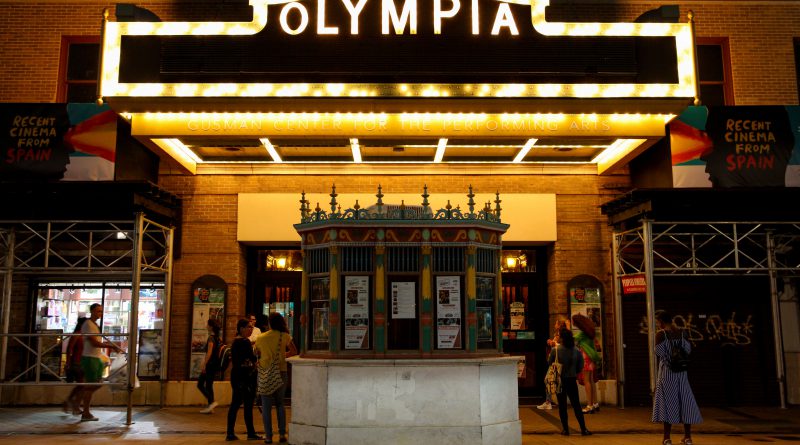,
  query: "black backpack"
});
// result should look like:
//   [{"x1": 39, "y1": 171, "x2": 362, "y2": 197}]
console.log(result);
[{"x1": 669, "y1": 330, "x2": 690, "y2": 373}]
